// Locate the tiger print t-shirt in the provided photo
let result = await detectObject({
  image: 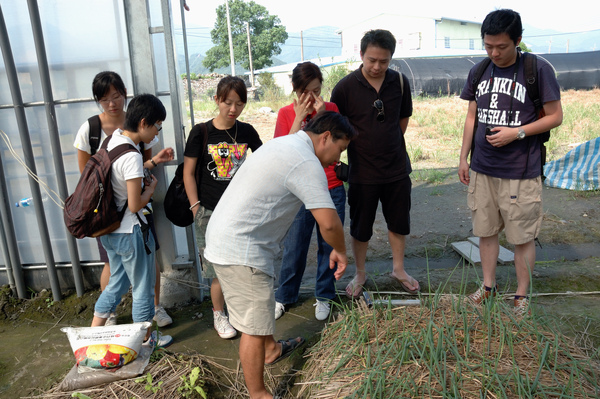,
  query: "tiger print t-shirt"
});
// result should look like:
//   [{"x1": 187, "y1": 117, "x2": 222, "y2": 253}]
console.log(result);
[{"x1": 184, "y1": 119, "x2": 262, "y2": 210}]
